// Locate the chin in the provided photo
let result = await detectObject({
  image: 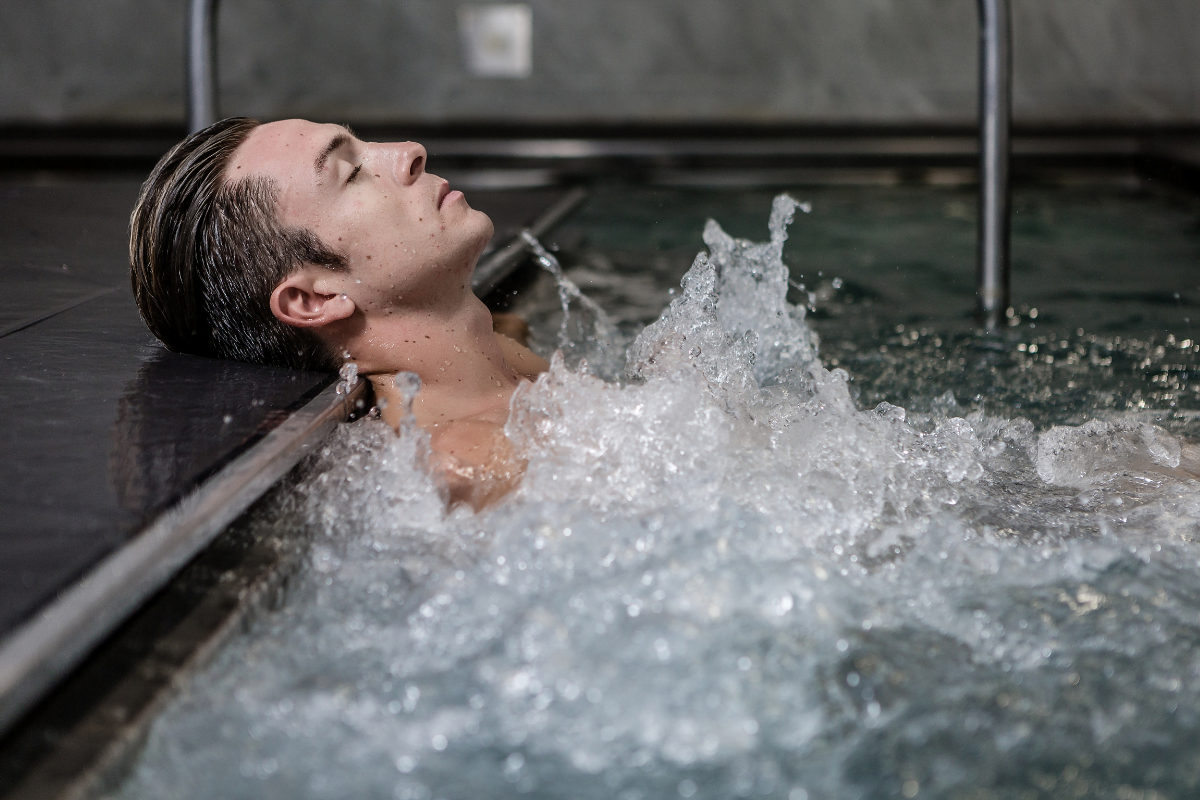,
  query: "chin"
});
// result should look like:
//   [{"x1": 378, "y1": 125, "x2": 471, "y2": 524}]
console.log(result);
[
  {"x1": 472, "y1": 207, "x2": 495, "y2": 243},
  {"x1": 466, "y1": 208, "x2": 495, "y2": 261}
]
